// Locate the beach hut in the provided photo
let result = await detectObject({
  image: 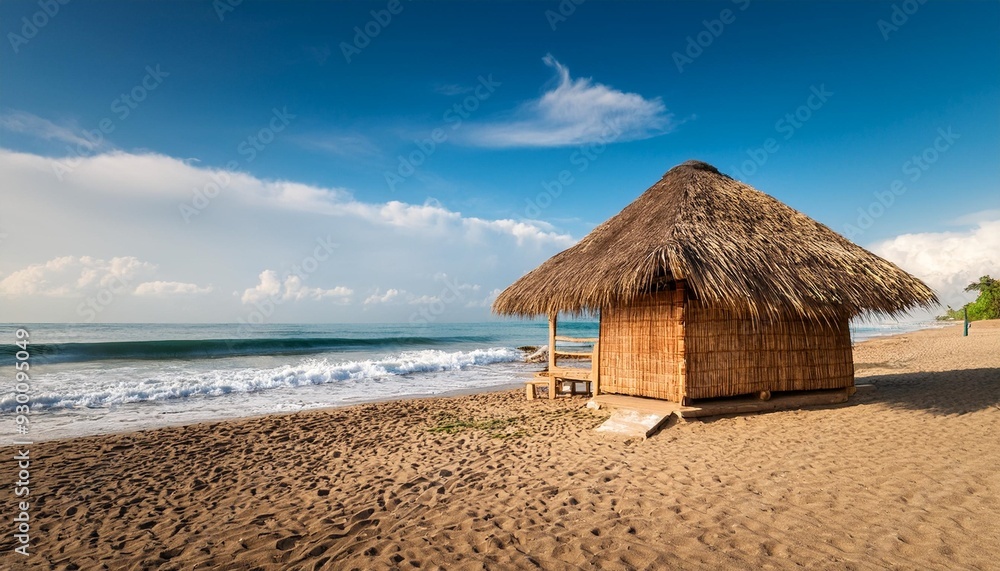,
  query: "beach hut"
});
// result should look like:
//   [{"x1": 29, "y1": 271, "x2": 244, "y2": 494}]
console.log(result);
[{"x1": 493, "y1": 160, "x2": 937, "y2": 404}]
